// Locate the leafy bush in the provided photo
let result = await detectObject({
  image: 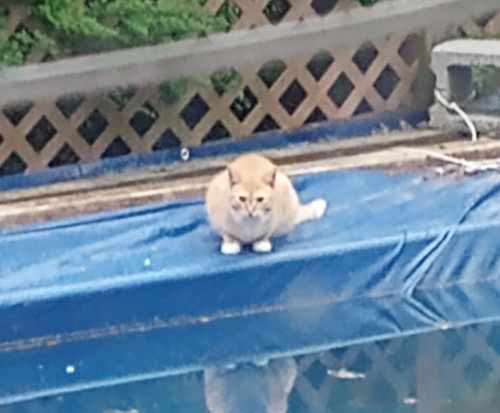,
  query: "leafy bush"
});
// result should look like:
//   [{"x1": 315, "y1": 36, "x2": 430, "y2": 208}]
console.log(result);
[
  {"x1": 471, "y1": 65, "x2": 500, "y2": 99},
  {"x1": 0, "y1": 0, "x2": 231, "y2": 68},
  {"x1": 40, "y1": 0, "x2": 230, "y2": 53}
]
